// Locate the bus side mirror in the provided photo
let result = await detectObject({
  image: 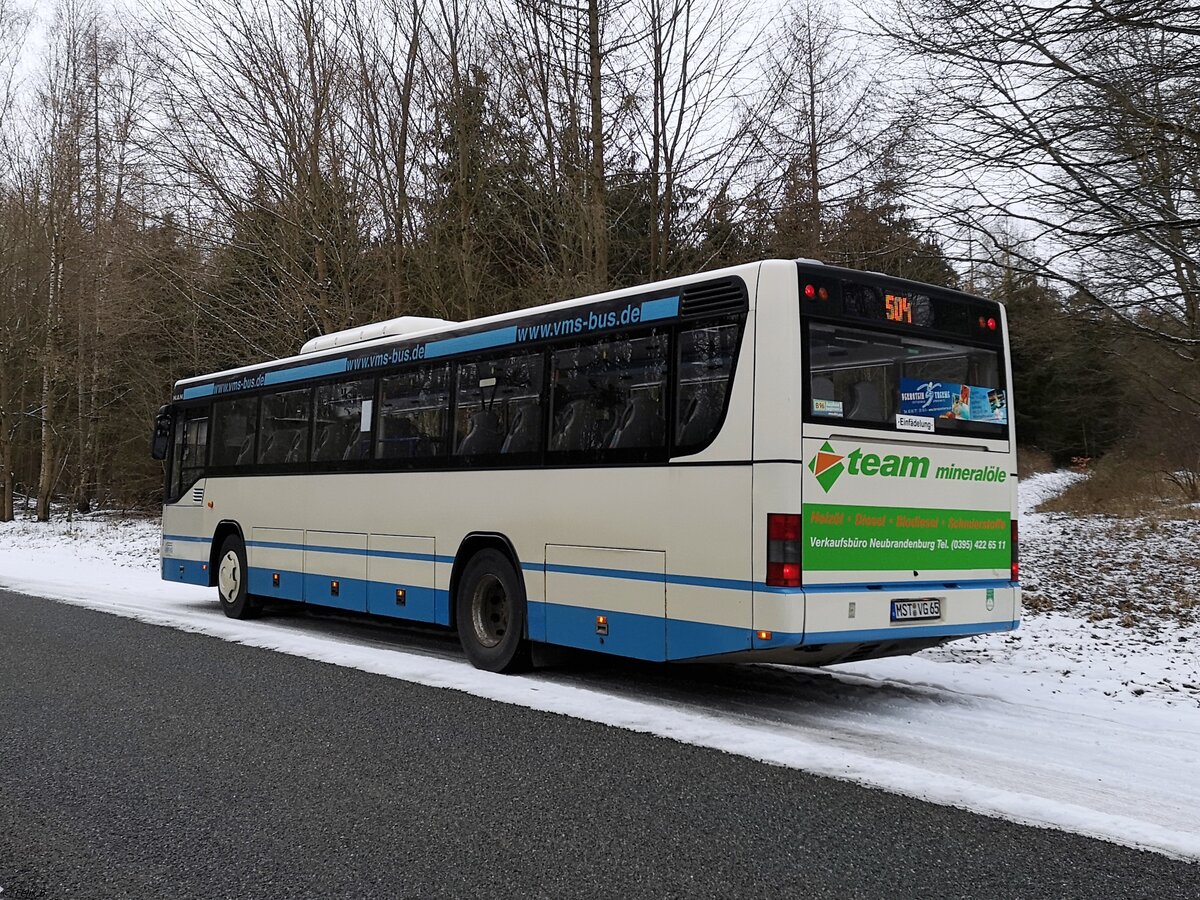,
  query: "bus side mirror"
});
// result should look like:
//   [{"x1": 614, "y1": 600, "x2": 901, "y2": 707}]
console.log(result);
[{"x1": 151, "y1": 406, "x2": 173, "y2": 461}]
